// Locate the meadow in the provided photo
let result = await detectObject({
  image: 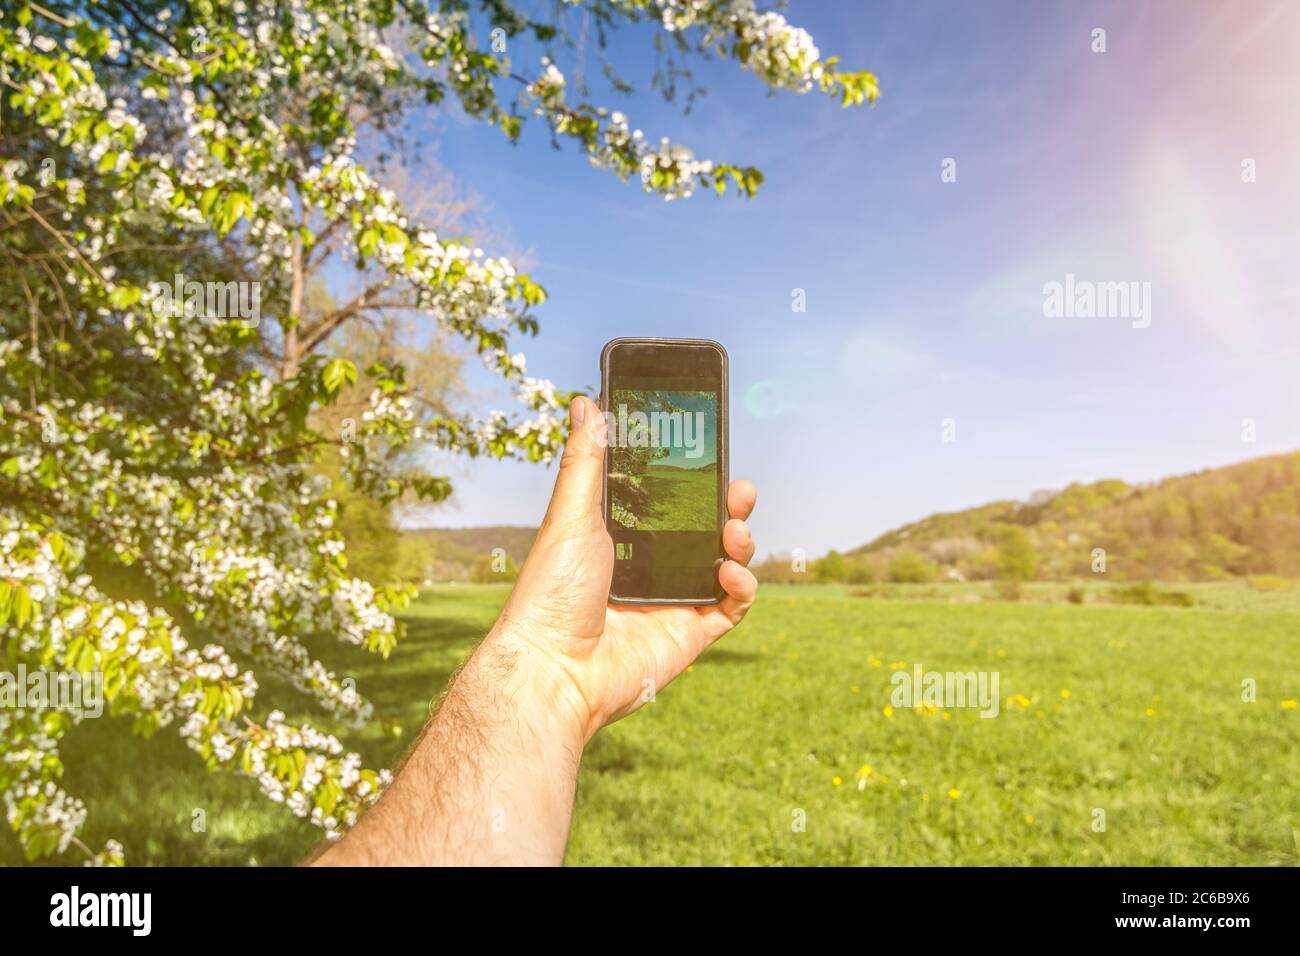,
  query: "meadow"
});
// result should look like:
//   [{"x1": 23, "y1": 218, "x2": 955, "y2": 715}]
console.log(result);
[
  {"x1": 637, "y1": 465, "x2": 717, "y2": 530},
  {"x1": 5, "y1": 582, "x2": 1297, "y2": 866}
]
